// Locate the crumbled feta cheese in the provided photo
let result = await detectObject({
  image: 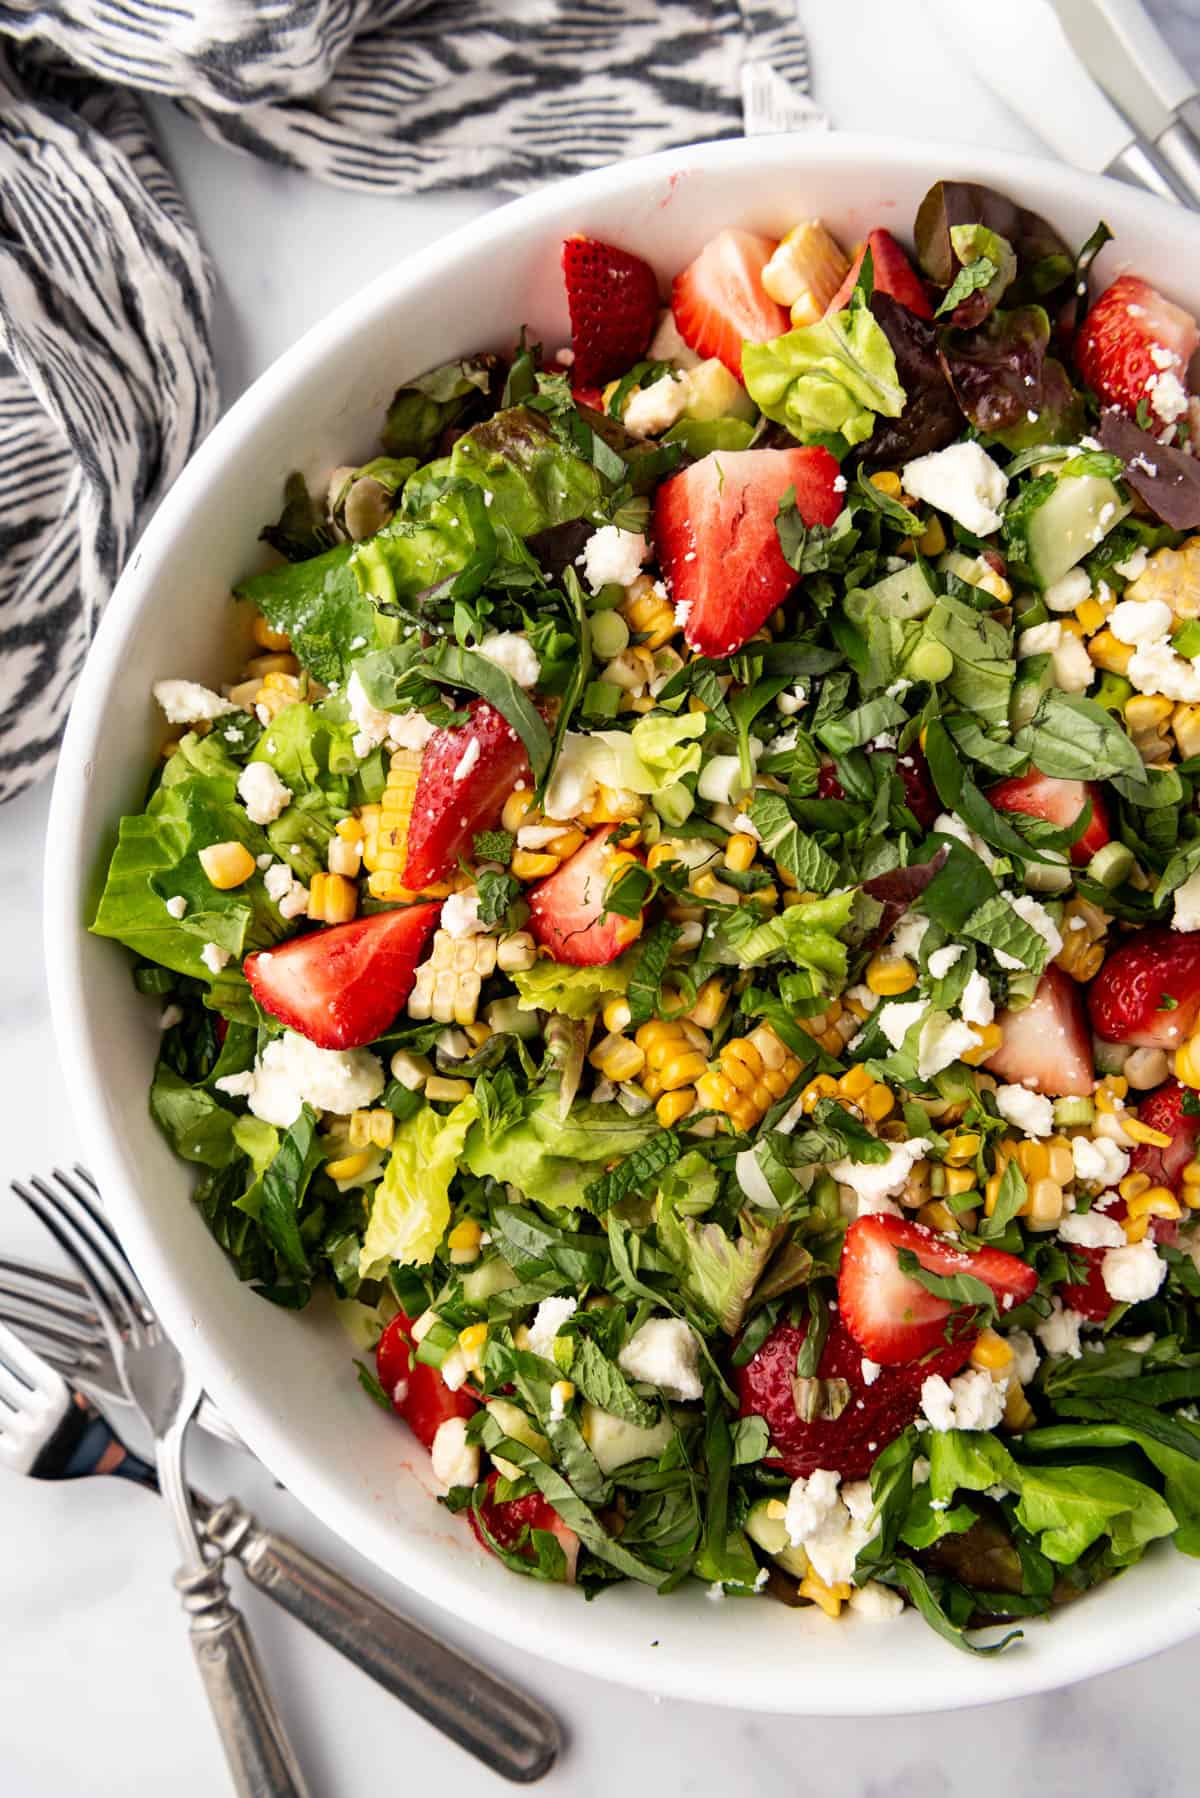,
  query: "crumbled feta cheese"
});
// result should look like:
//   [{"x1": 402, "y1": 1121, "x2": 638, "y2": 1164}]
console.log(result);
[
  {"x1": 1018, "y1": 621, "x2": 1062, "y2": 659},
  {"x1": 912, "y1": 1456, "x2": 931, "y2": 1486},
  {"x1": 237, "y1": 1030, "x2": 384, "y2": 1127},
  {"x1": 263, "y1": 860, "x2": 310, "y2": 919},
  {"x1": 1004, "y1": 1328, "x2": 1040, "y2": 1386},
  {"x1": 1102, "y1": 1239, "x2": 1167, "y2": 1304},
  {"x1": 440, "y1": 887, "x2": 487, "y2": 938},
  {"x1": 1110, "y1": 598, "x2": 1173, "y2": 645},
  {"x1": 237, "y1": 760, "x2": 292, "y2": 825},
  {"x1": 1128, "y1": 637, "x2": 1200, "y2": 702},
  {"x1": 346, "y1": 669, "x2": 393, "y2": 751},
  {"x1": 618, "y1": 1316, "x2": 703, "y2": 1401},
  {"x1": 917, "y1": 1014, "x2": 982, "y2": 1079},
  {"x1": 1072, "y1": 1135, "x2": 1130, "y2": 1186},
  {"x1": 1059, "y1": 1210, "x2": 1125, "y2": 1250},
  {"x1": 527, "y1": 1296, "x2": 578, "y2": 1361},
  {"x1": 430, "y1": 1416, "x2": 480, "y2": 1492},
  {"x1": 860, "y1": 1358, "x2": 881, "y2": 1387},
  {"x1": 932, "y1": 811, "x2": 998, "y2": 871},
  {"x1": 900, "y1": 442, "x2": 1008, "y2": 536},
  {"x1": 888, "y1": 911, "x2": 930, "y2": 961},
  {"x1": 477, "y1": 631, "x2": 540, "y2": 689},
  {"x1": 164, "y1": 894, "x2": 188, "y2": 919},
  {"x1": 959, "y1": 970, "x2": 995, "y2": 1028},
  {"x1": 158, "y1": 1003, "x2": 184, "y2": 1031},
  {"x1": 214, "y1": 1070, "x2": 255, "y2": 1098},
  {"x1": 927, "y1": 943, "x2": 965, "y2": 979},
  {"x1": 1149, "y1": 368, "x2": 1189, "y2": 425},
  {"x1": 1114, "y1": 546, "x2": 1149, "y2": 581},
  {"x1": 776, "y1": 686, "x2": 807, "y2": 716},
  {"x1": 389, "y1": 710, "x2": 436, "y2": 751},
  {"x1": 995, "y1": 1084, "x2": 1055, "y2": 1137},
  {"x1": 452, "y1": 737, "x2": 481, "y2": 783},
  {"x1": 549, "y1": 1382, "x2": 569, "y2": 1423},
  {"x1": 1036, "y1": 1298, "x2": 1084, "y2": 1360},
  {"x1": 784, "y1": 1470, "x2": 875, "y2": 1585},
  {"x1": 920, "y1": 1368, "x2": 1007, "y2": 1432},
  {"x1": 1173, "y1": 867, "x2": 1200, "y2": 933},
  {"x1": 848, "y1": 1580, "x2": 905, "y2": 1621},
  {"x1": 622, "y1": 370, "x2": 689, "y2": 438},
  {"x1": 200, "y1": 942, "x2": 230, "y2": 975},
  {"x1": 832, "y1": 1137, "x2": 926, "y2": 1210},
  {"x1": 1050, "y1": 631, "x2": 1095, "y2": 693},
  {"x1": 153, "y1": 679, "x2": 236, "y2": 725},
  {"x1": 1043, "y1": 567, "x2": 1092, "y2": 613},
  {"x1": 877, "y1": 998, "x2": 925, "y2": 1053},
  {"x1": 578, "y1": 524, "x2": 649, "y2": 593}
]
